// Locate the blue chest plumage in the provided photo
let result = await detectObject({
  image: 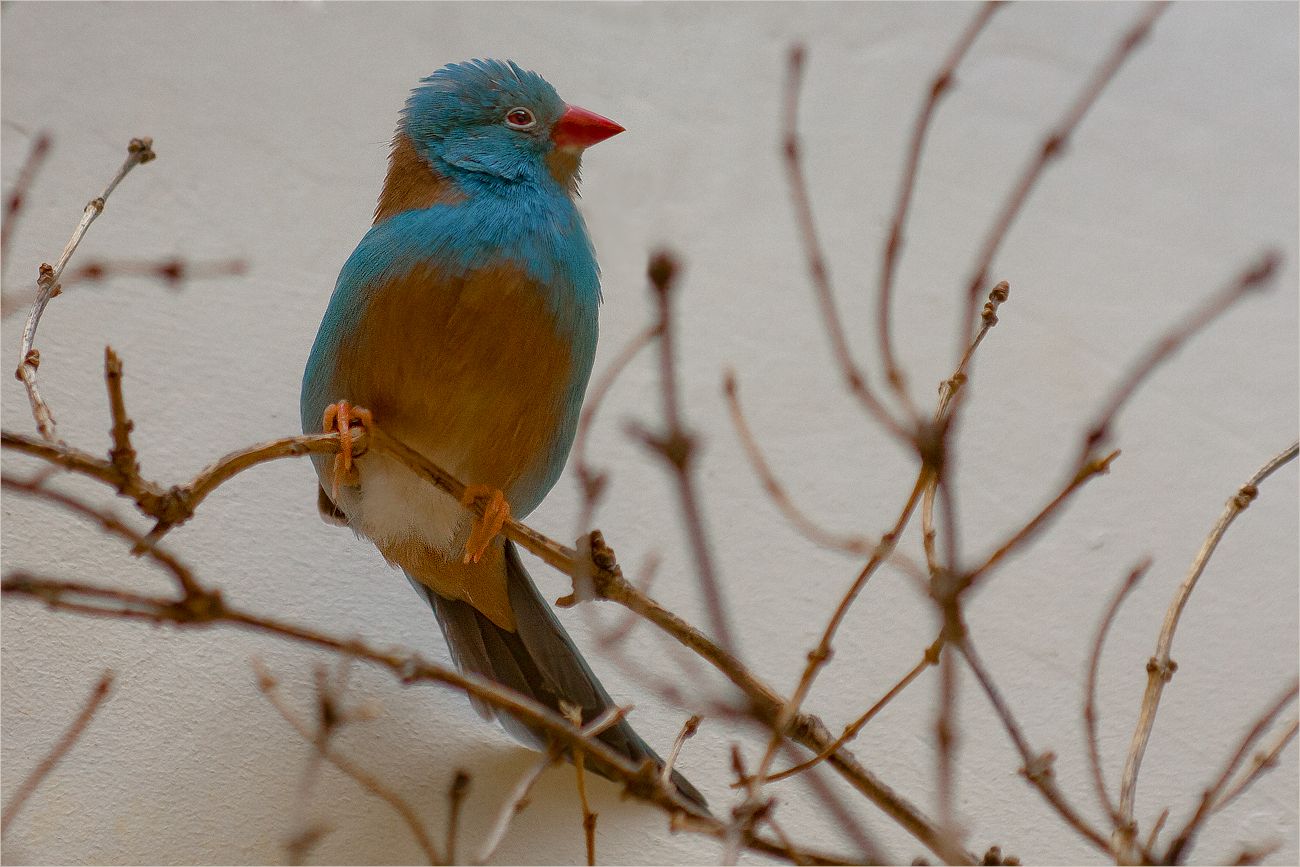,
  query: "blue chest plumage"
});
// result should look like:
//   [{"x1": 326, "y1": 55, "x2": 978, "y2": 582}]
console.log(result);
[{"x1": 301, "y1": 183, "x2": 600, "y2": 520}]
